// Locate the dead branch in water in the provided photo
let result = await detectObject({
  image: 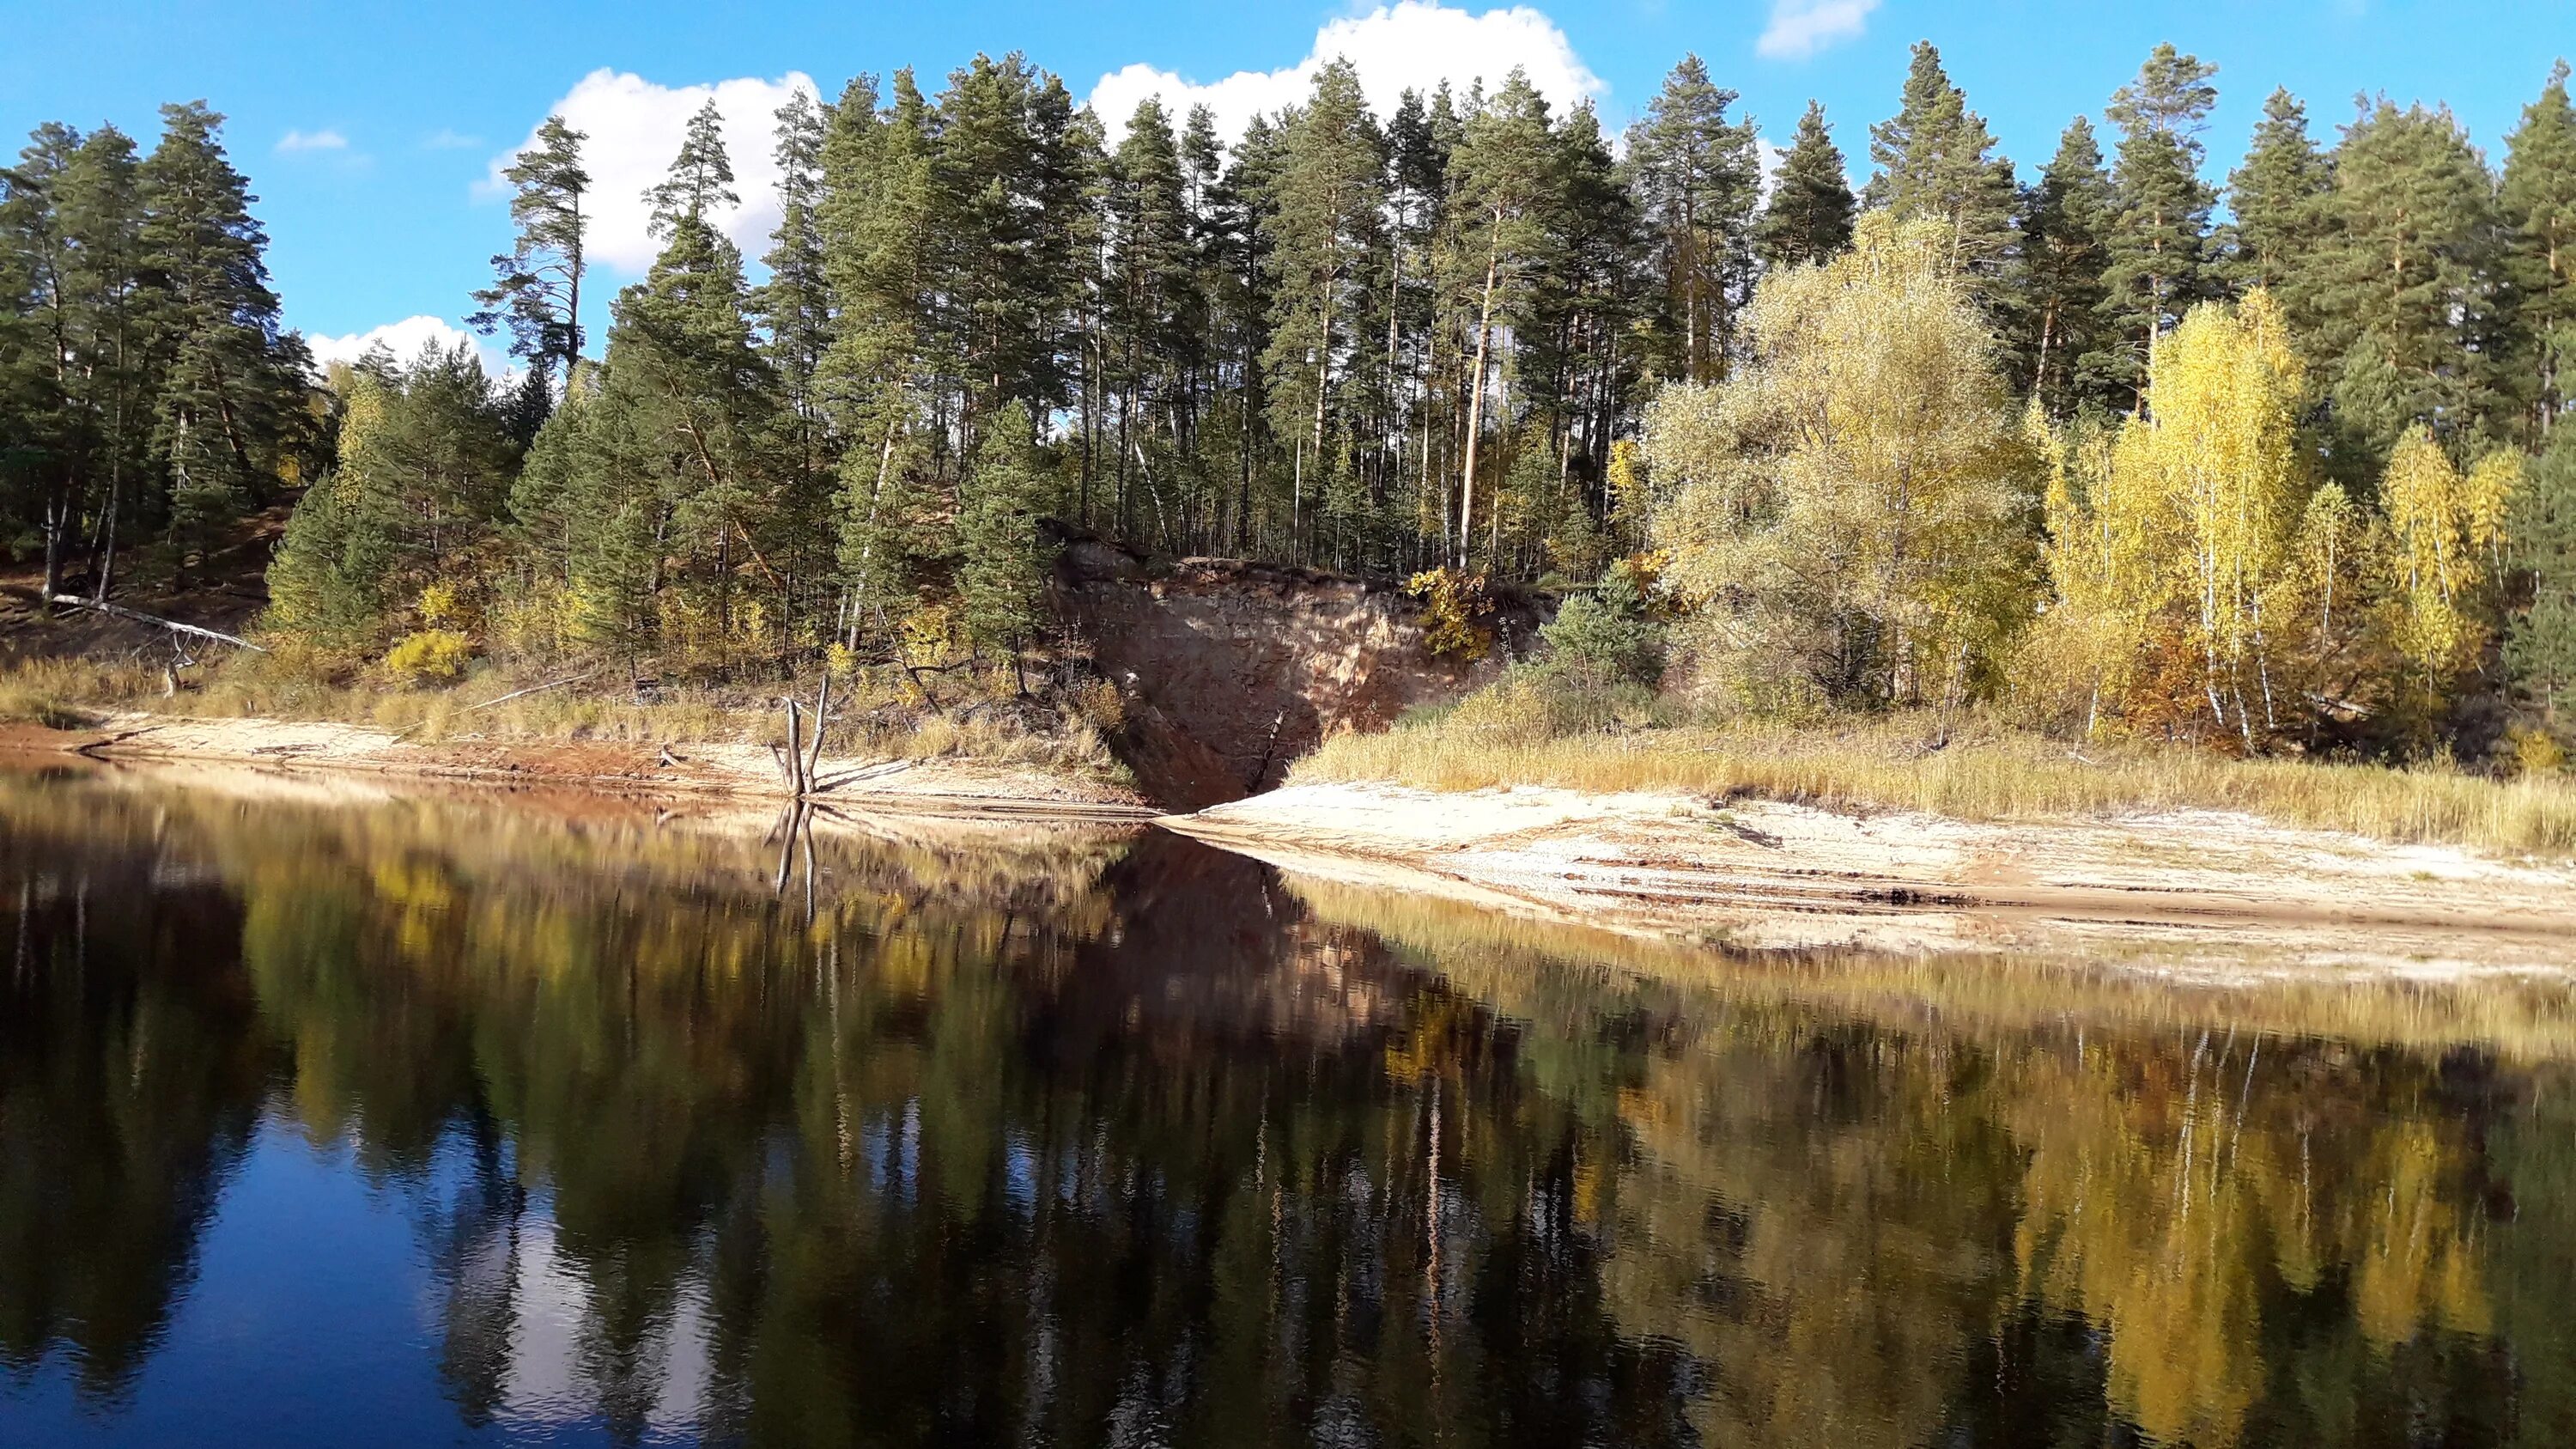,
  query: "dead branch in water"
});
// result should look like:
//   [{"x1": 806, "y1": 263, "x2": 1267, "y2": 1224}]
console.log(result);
[{"x1": 805, "y1": 669, "x2": 832, "y2": 791}]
